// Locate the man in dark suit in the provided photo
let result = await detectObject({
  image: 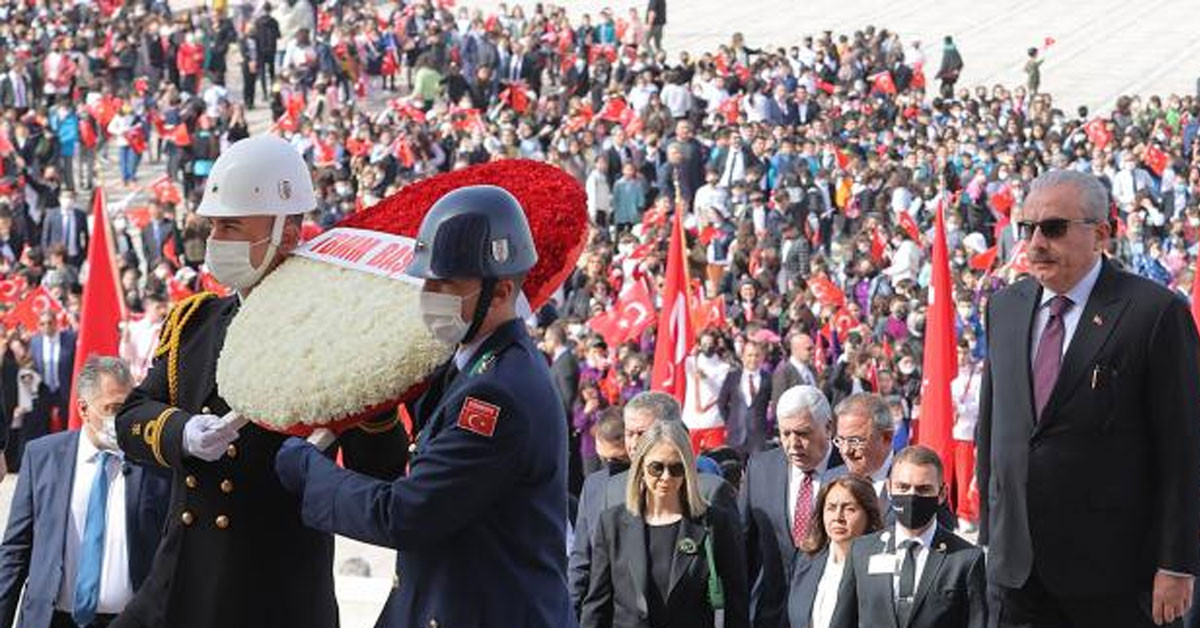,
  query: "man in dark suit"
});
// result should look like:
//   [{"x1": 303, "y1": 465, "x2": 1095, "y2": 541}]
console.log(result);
[
  {"x1": 741, "y1": 385, "x2": 845, "y2": 628},
  {"x1": 978, "y1": 170, "x2": 1200, "y2": 628},
  {"x1": 139, "y1": 202, "x2": 181, "y2": 269},
  {"x1": 794, "y1": 87, "x2": 821, "y2": 126},
  {"x1": 771, "y1": 332, "x2": 819, "y2": 415},
  {"x1": 764, "y1": 84, "x2": 798, "y2": 127},
  {"x1": 40, "y1": 196, "x2": 88, "y2": 268},
  {"x1": 0, "y1": 357, "x2": 170, "y2": 628},
  {"x1": 545, "y1": 322, "x2": 583, "y2": 493},
  {"x1": 718, "y1": 340, "x2": 773, "y2": 458},
  {"x1": 30, "y1": 312, "x2": 76, "y2": 438},
  {"x1": 830, "y1": 445, "x2": 987, "y2": 628},
  {"x1": 570, "y1": 392, "x2": 737, "y2": 615}
]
